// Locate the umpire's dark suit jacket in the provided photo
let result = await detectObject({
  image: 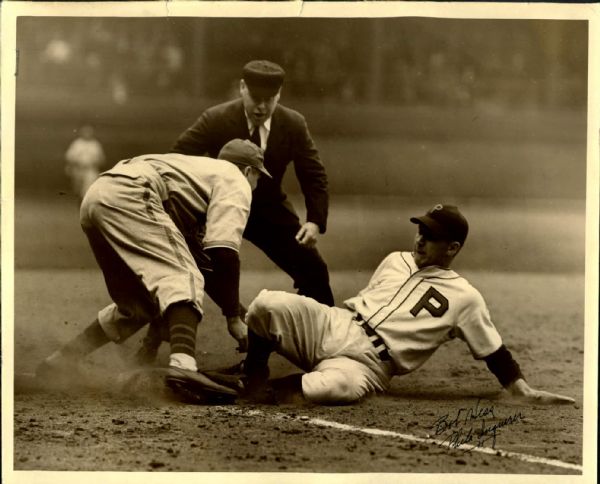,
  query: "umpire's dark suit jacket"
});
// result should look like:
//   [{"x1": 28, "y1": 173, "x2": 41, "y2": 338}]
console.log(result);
[{"x1": 171, "y1": 98, "x2": 329, "y2": 234}]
